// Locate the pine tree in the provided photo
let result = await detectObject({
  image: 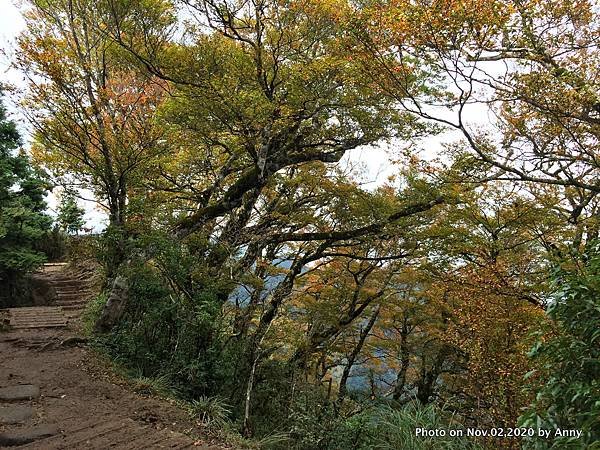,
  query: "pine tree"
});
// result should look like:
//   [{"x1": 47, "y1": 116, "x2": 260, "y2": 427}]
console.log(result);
[
  {"x1": 0, "y1": 89, "x2": 52, "y2": 300},
  {"x1": 57, "y1": 193, "x2": 85, "y2": 234}
]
